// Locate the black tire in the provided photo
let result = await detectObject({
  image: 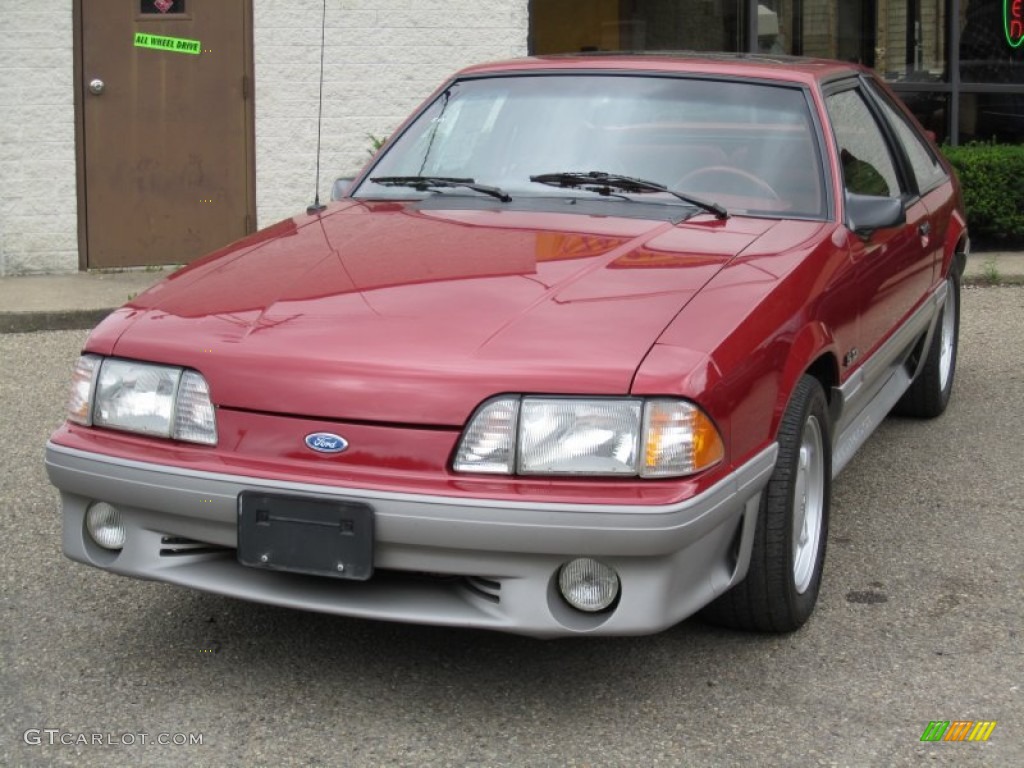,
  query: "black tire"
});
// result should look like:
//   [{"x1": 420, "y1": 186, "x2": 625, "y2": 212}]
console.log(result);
[
  {"x1": 702, "y1": 375, "x2": 831, "y2": 632},
  {"x1": 893, "y1": 271, "x2": 960, "y2": 418}
]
